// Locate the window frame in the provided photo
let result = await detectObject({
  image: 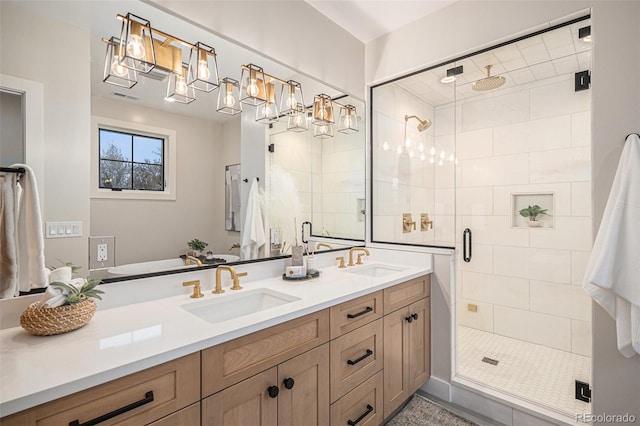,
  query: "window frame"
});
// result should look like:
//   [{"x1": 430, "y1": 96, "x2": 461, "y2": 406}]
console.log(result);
[{"x1": 91, "y1": 116, "x2": 177, "y2": 200}]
